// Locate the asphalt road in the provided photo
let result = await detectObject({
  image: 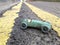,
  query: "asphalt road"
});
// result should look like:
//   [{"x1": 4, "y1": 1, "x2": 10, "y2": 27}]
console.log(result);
[
  {"x1": 29, "y1": 1, "x2": 60, "y2": 17},
  {"x1": 0, "y1": 2, "x2": 19, "y2": 17},
  {"x1": 6, "y1": 3, "x2": 60, "y2": 45}
]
